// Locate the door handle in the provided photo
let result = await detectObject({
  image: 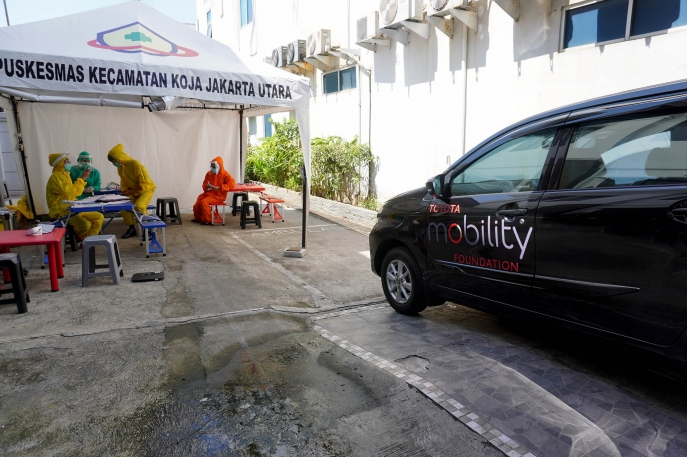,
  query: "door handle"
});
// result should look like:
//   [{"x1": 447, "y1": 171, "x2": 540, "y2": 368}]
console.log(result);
[{"x1": 497, "y1": 208, "x2": 528, "y2": 217}]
